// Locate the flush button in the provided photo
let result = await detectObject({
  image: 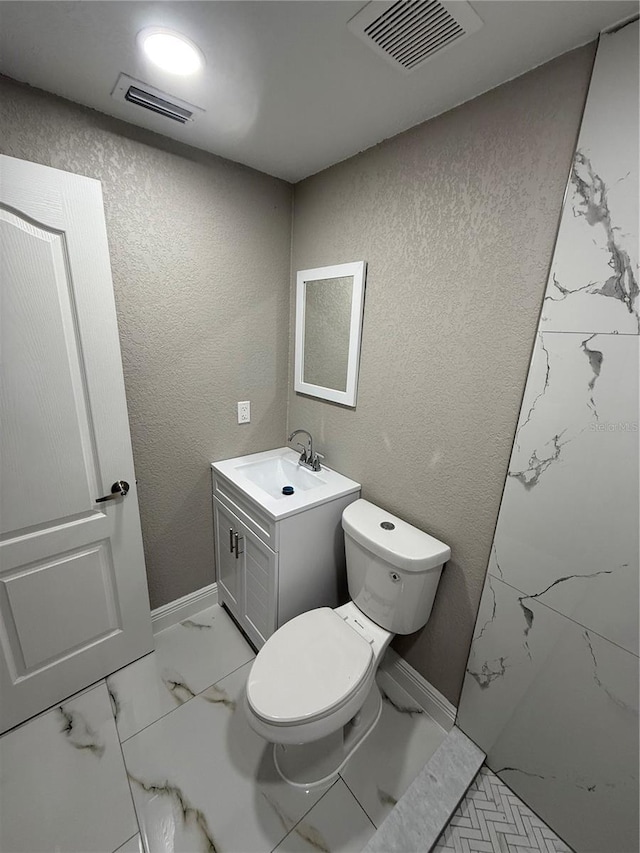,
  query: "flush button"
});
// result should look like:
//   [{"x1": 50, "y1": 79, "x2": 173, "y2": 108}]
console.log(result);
[{"x1": 380, "y1": 521, "x2": 395, "y2": 530}]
